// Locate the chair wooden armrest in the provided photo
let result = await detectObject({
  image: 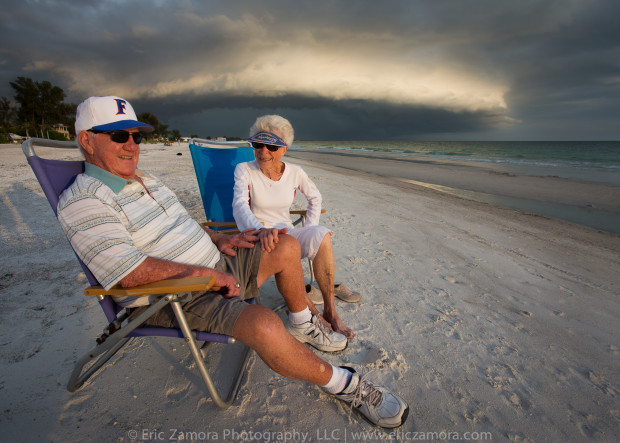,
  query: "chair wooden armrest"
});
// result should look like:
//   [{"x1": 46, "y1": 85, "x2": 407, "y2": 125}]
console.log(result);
[
  {"x1": 201, "y1": 221, "x2": 240, "y2": 235},
  {"x1": 202, "y1": 221, "x2": 238, "y2": 228},
  {"x1": 289, "y1": 209, "x2": 326, "y2": 215},
  {"x1": 200, "y1": 209, "x2": 326, "y2": 235},
  {"x1": 83, "y1": 276, "x2": 216, "y2": 297}
]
